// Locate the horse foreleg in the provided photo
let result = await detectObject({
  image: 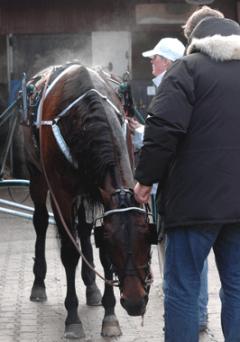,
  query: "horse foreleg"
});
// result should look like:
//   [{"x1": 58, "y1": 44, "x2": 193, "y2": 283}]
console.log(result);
[
  {"x1": 49, "y1": 185, "x2": 84, "y2": 338},
  {"x1": 77, "y1": 203, "x2": 102, "y2": 306},
  {"x1": 29, "y1": 170, "x2": 49, "y2": 302},
  {"x1": 99, "y1": 246, "x2": 122, "y2": 337},
  {"x1": 60, "y1": 237, "x2": 85, "y2": 339},
  {"x1": 54, "y1": 201, "x2": 84, "y2": 336}
]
